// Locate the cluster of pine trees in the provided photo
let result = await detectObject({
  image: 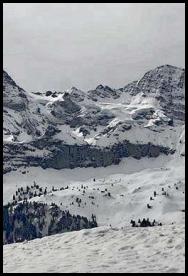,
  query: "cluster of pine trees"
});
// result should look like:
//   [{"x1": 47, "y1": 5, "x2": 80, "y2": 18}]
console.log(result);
[
  {"x1": 11, "y1": 182, "x2": 47, "y2": 205},
  {"x1": 3, "y1": 201, "x2": 98, "y2": 244},
  {"x1": 130, "y1": 218, "x2": 162, "y2": 227}
]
